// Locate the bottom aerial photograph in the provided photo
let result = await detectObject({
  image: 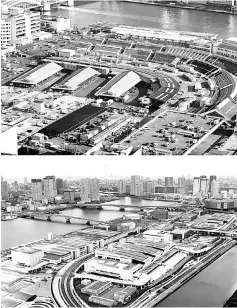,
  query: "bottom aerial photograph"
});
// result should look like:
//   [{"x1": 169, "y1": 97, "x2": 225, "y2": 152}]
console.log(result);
[{"x1": 1, "y1": 156, "x2": 237, "y2": 308}]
